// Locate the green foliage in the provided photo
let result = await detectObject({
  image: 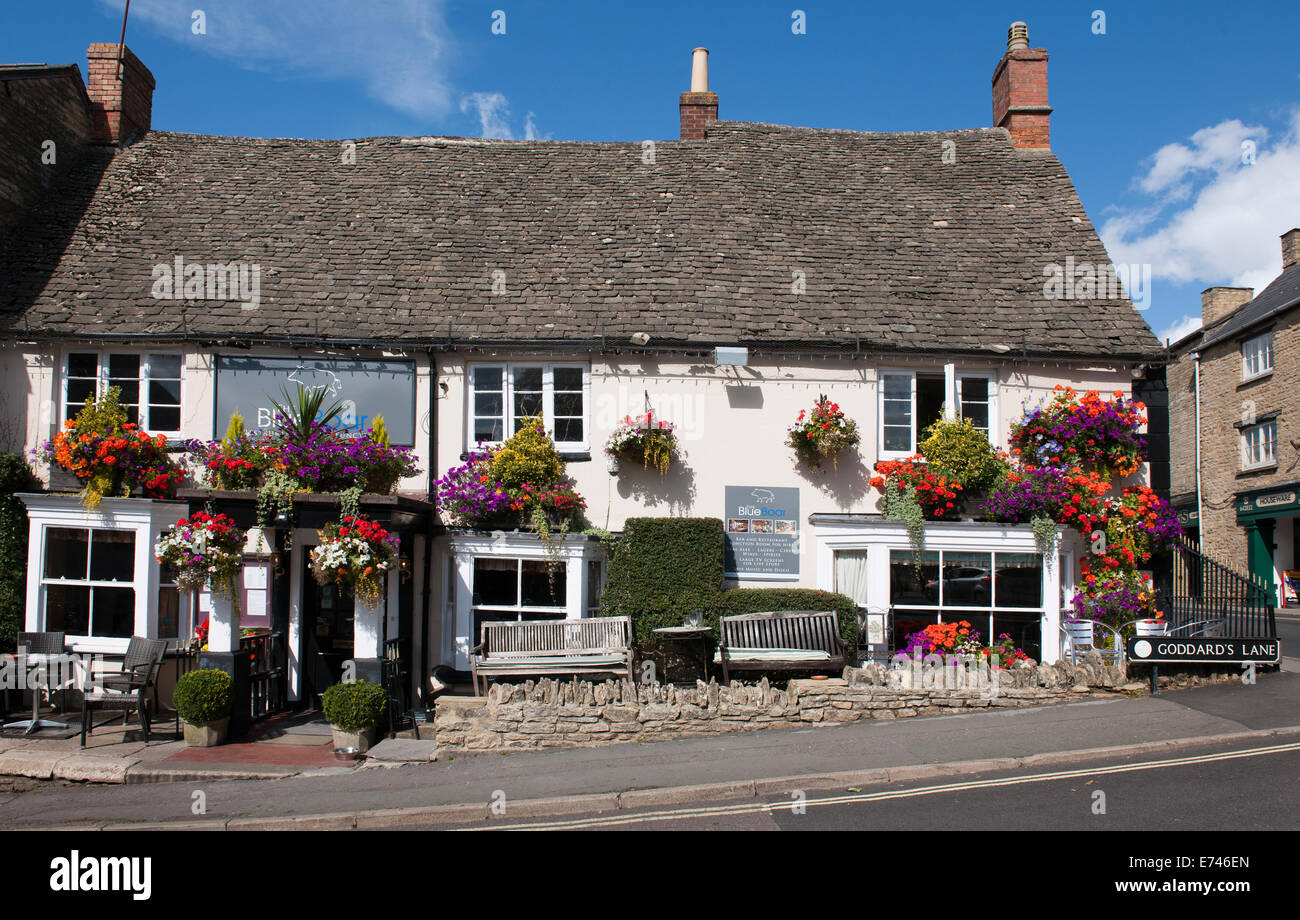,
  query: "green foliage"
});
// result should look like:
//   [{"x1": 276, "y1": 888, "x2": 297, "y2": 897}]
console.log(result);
[
  {"x1": 370, "y1": 415, "x2": 390, "y2": 447},
  {"x1": 882, "y1": 481, "x2": 926, "y2": 557},
  {"x1": 76, "y1": 384, "x2": 129, "y2": 435},
  {"x1": 222, "y1": 410, "x2": 246, "y2": 447},
  {"x1": 713, "y1": 588, "x2": 859, "y2": 651},
  {"x1": 919, "y1": 417, "x2": 1009, "y2": 493},
  {"x1": 598, "y1": 518, "x2": 726, "y2": 644},
  {"x1": 489, "y1": 417, "x2": 565, "y2": 492},
  {"x1": 269, "y1": 383, "x2": 345, "y2": 443},
  {"x1": 322, "y1": 679, "x2": 388, "y2": 732},
  {"x1": 173, "y1": 669, "x2": 233, "y2": 724},
  {"x1": 0, "y1": 454, "x2": 36, "y2": 653}
]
